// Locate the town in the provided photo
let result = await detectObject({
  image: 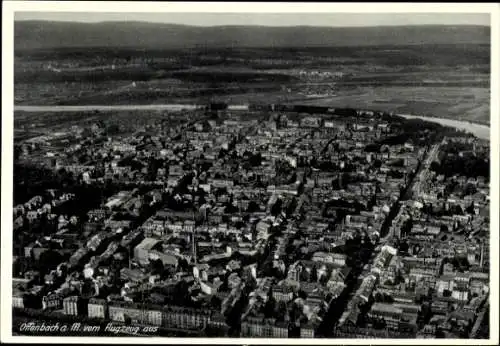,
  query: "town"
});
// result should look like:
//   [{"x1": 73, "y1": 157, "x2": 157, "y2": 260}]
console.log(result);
[{"x1": 12, "y1": 104, "x2": 490, "y2": 338}]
